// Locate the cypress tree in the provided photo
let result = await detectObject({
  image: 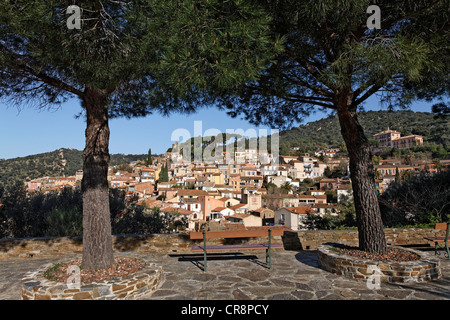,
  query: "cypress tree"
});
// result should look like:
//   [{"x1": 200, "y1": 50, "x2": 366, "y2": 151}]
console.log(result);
[{"x1": 146, "y1": 148, "x2": 152, "y2": 166}]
